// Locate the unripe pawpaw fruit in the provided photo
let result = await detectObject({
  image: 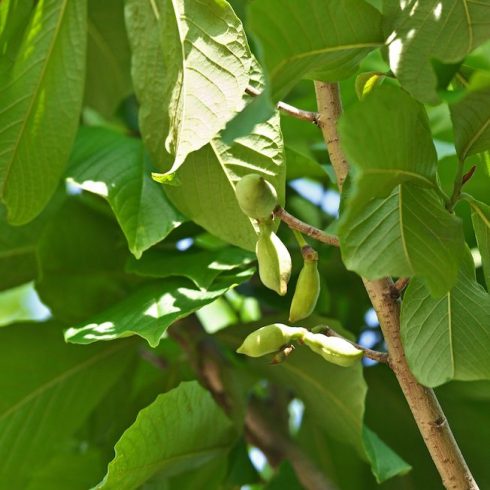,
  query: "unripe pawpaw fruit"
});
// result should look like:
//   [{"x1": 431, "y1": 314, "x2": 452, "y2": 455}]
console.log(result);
[
  {"x1": 289, "y1": 256, "x2": 320, "y2": 323},
  {"x1": 236, "y1": 323, "x2": 307, "y2": 357},
  {"x1": 256, "y1": 225, "x2": 291, "y2": 295},
  {"x1": 303, "y1": 332, "x2": 363, "y2": 367},
  {"x1": 235, "y1": 174, "x2": 278, "y2": 220}
]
